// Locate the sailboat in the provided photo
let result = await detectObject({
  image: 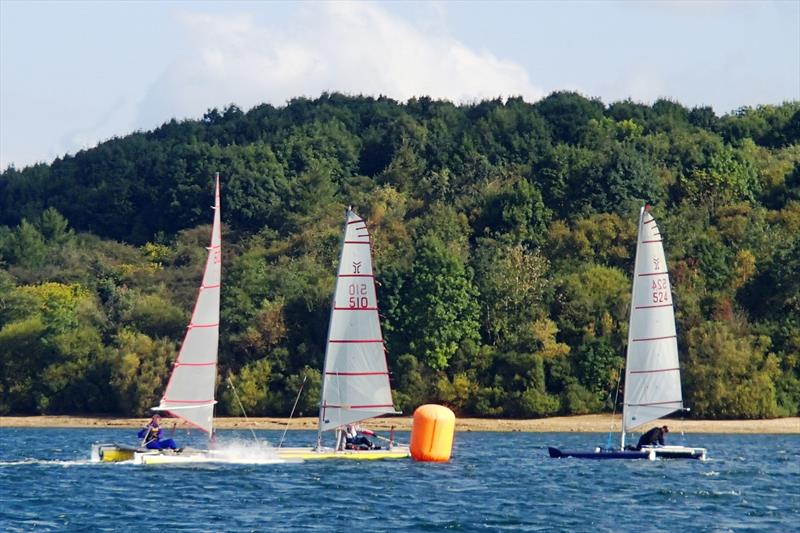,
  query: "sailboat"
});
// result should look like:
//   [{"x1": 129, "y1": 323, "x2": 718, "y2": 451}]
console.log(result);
[
  {"x1": 92, "y1": 173, "x2": 223, "y2": 464},
  {"x1": 548, "y1": 206, "x2": 707, "y2": 460},
  {"x1": 276, "y1": 207, "x2": 410, "y2": 460}
]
